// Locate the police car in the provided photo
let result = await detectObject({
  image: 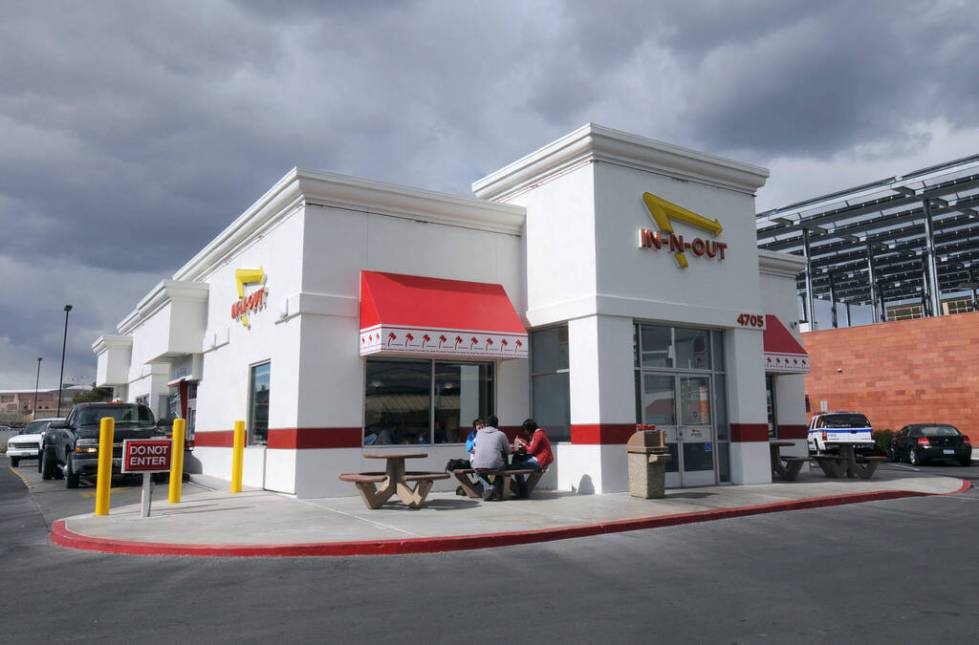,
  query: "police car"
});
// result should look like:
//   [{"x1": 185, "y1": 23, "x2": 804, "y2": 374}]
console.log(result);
[{"x1": 808, "y1": 412, "x2": 875, "y2": 453}]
